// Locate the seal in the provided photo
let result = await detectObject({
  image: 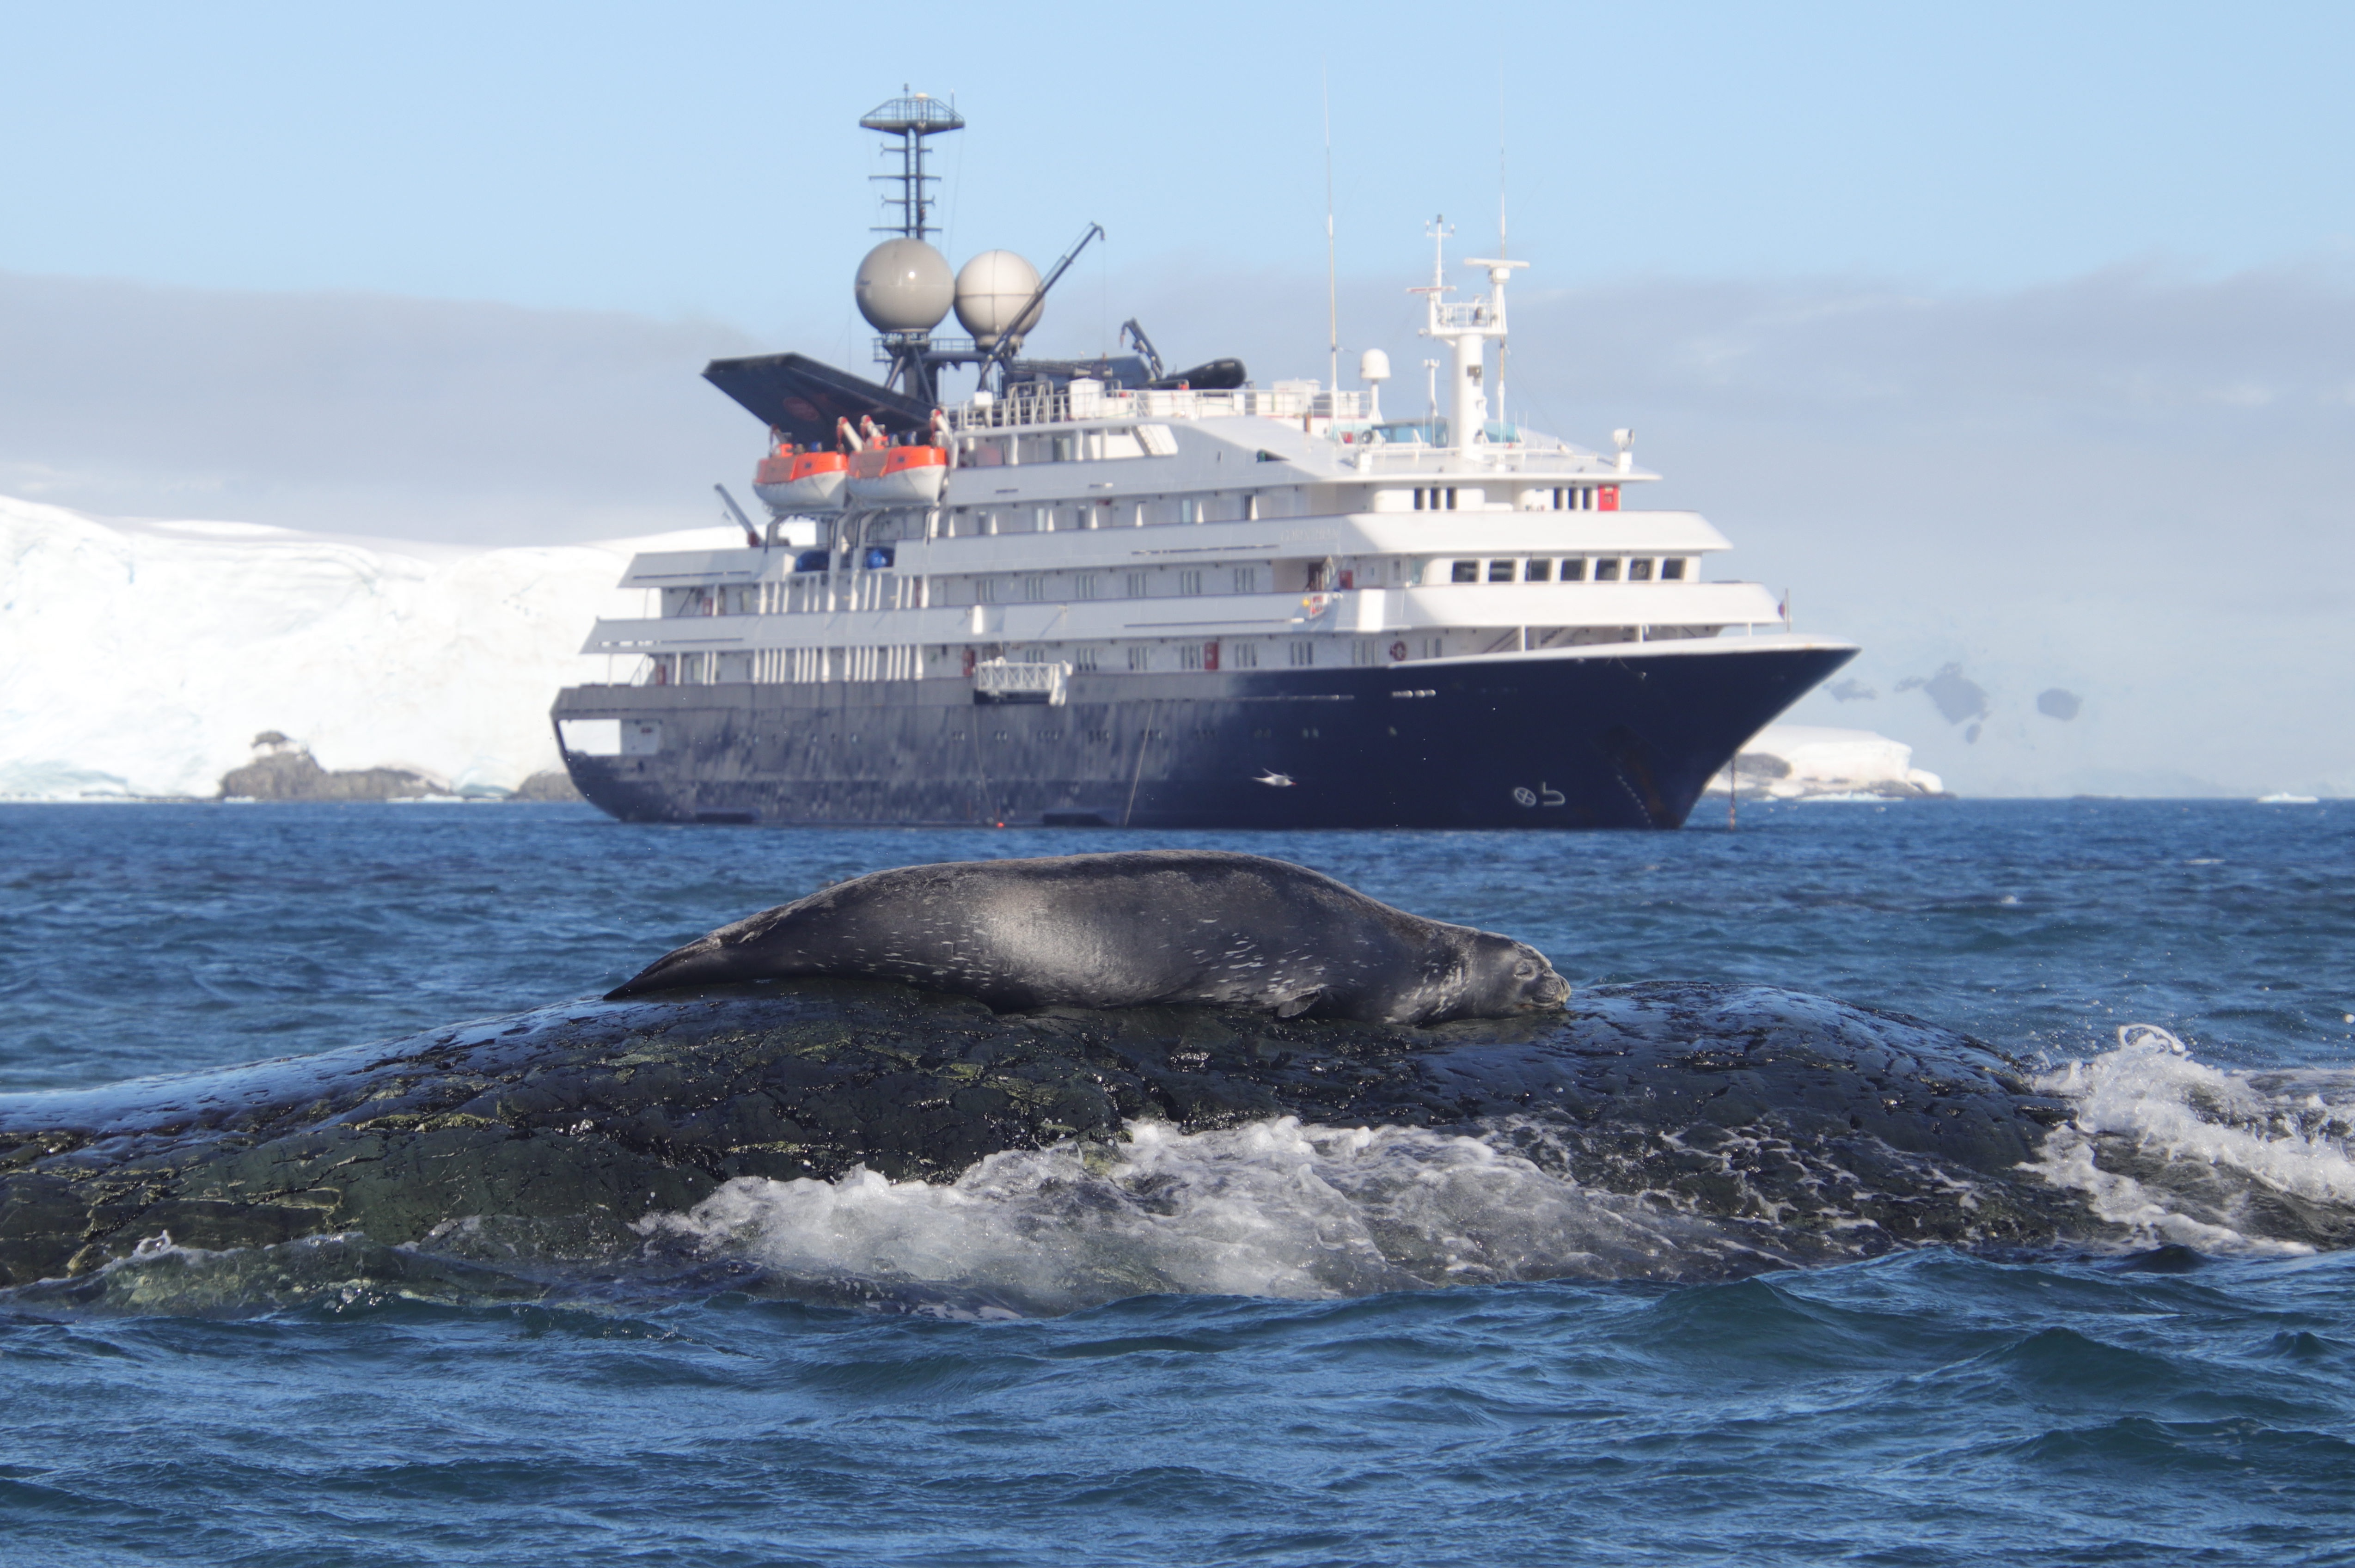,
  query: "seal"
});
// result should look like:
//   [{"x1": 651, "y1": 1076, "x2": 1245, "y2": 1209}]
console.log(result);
[{"x1": 602, "y1": 850, "x2": 1572, "y2": 1025}]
